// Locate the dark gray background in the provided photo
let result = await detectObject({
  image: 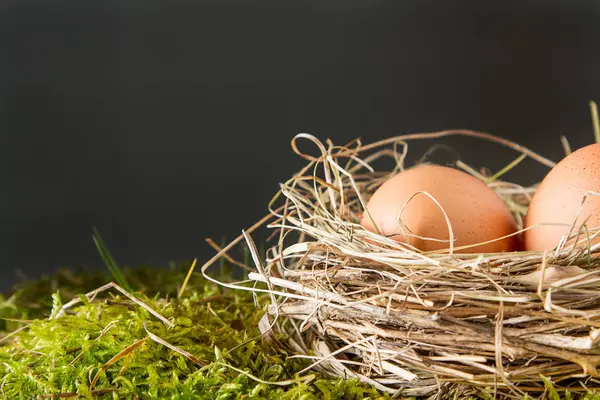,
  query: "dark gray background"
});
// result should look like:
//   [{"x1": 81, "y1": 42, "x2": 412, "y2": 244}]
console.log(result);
[{"x1": 1, "y1": 0, "x2": 600, "y2": 291}]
